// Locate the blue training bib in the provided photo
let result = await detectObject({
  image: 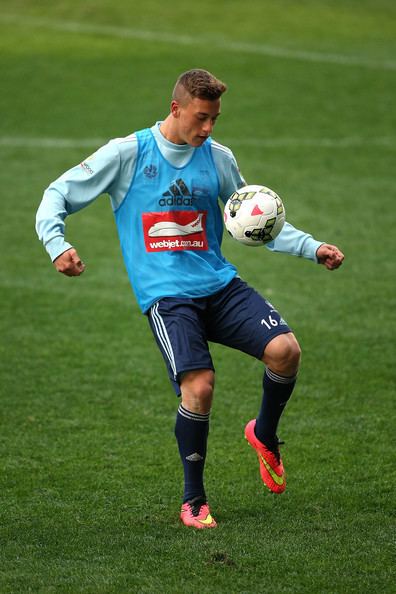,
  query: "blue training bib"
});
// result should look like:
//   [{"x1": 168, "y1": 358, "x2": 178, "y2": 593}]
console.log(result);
[{"x1": 114, "y1": 128, "x2": 237, "y2": 312}]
